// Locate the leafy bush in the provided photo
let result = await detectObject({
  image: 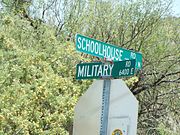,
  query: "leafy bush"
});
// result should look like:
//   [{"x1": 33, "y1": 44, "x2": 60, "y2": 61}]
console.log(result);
[{"x1": 0, "y1": 13, "x2": 91, "y2": 135}]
